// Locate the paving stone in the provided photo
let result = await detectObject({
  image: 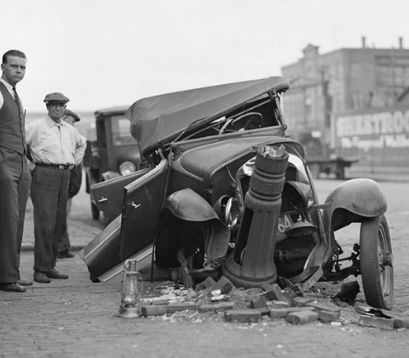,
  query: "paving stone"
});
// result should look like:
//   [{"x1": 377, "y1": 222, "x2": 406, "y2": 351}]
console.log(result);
[
  {"x1": 281, "y1": 287, "x2": 298, "y2": 304},
  {"x1": 250, "y1": 294, "x2": 268, "y2": 309},
  {"x1": 258, "y1": 307, "x2": 271, "y2": 316},
  {"x1": 287, "y1": 310, "x2": 319, "y2": 325},
  {"x1": 393, "y1": 316, "x2": 409, "y2": 329},
  {"x1": 292, "y1": 296, "x2": 316, "y2": 307},
  {"x1": 270, "y1": 300, "x2": 290, "y2": 308},
  {"x1": 195, "y1": 277, "x2": 217, "y2": 292},
  {"x1": 318, "y1": 310, "x2": 341, "y2": 323},
  {"x1": 307, "y1": 302, "x2": 341, "y2": 313},
  {"x1": 213, "y1": 276, "x2": 234, "y2": 294},
  {"x1": 286, "y1": 306, "x2": 315, "y2": 313},
  {"x1": 263, "y1": 283, "x2": 285, "y2": 301},
  {"x1": 139, "y1": 304, "x2": 168, "y2": 317},
  {"x1": 269, "y1": 308, "x2": 289, "y2": 319},
  {"x1": 359, "y1": 315, "x2": 394, "y2": 330}
]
